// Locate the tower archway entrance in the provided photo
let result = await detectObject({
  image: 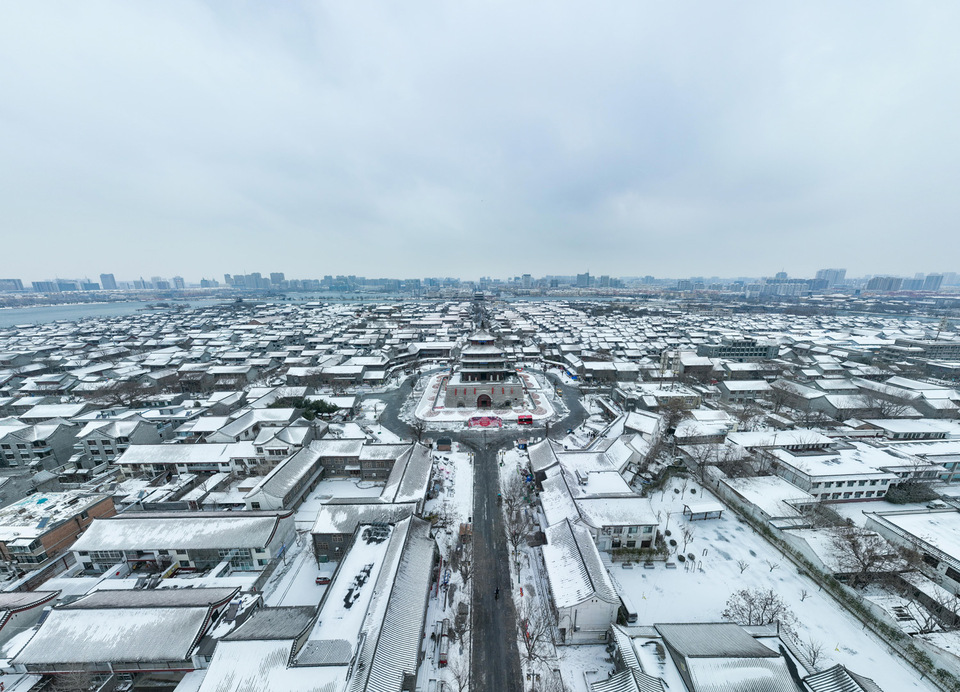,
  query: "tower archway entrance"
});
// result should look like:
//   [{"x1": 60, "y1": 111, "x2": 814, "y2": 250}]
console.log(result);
[{"x1": 477, "y1": 394, "x2": 492, "y2": 408}]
